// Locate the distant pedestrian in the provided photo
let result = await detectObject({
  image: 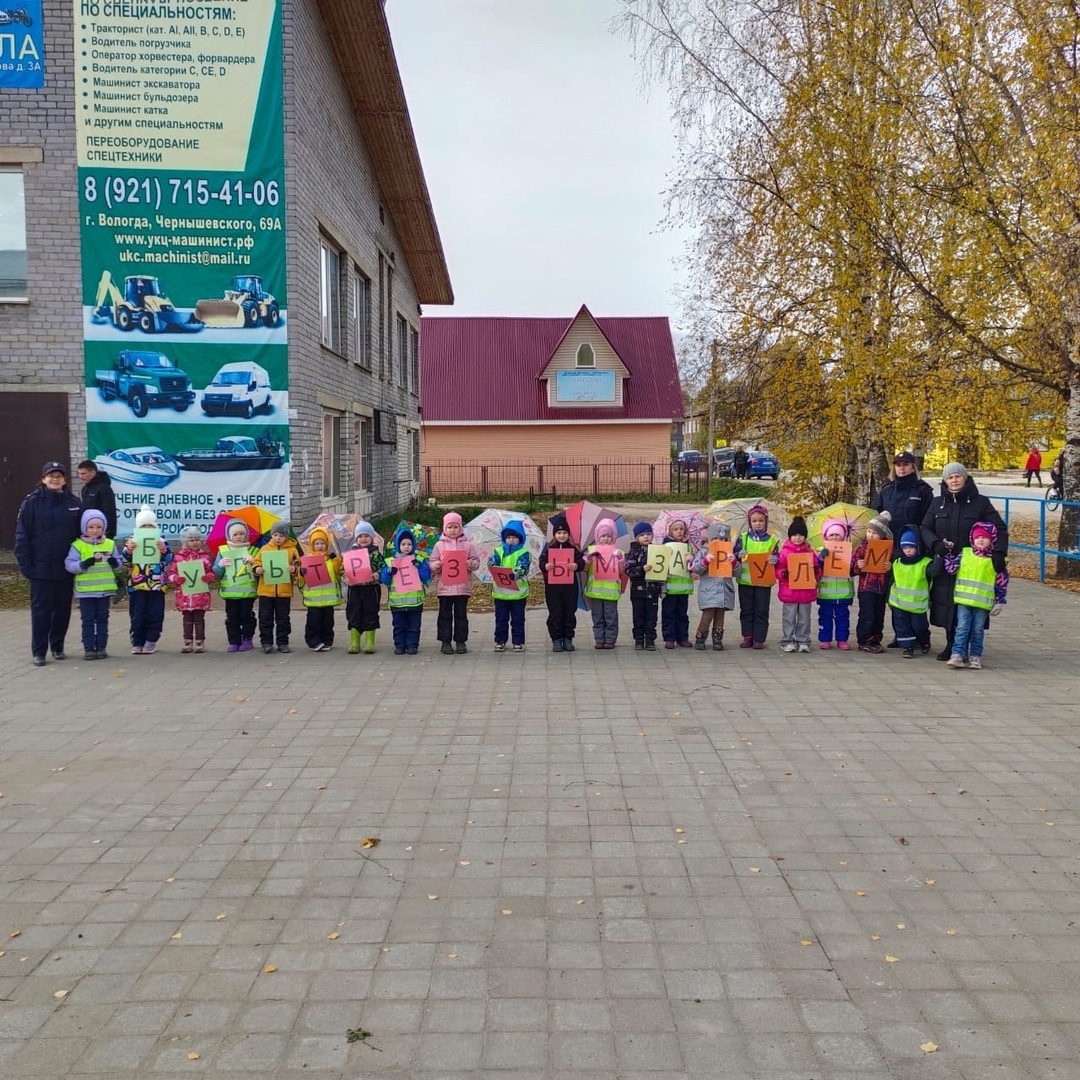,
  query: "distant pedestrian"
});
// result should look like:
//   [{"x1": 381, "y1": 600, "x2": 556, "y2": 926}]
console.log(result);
[
  {"x1": 1024, "y1": 446, "x2": 1043, "y2": 487},
  {"x1": 733, "y1": 448, "x2": 749, "y2": 480},
  {"x1": 14, "y1": 461, "x2": 82, "y2": 666},
  {"x1": 77, "y1": 460, "x2": 117, "y2": 538}
]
